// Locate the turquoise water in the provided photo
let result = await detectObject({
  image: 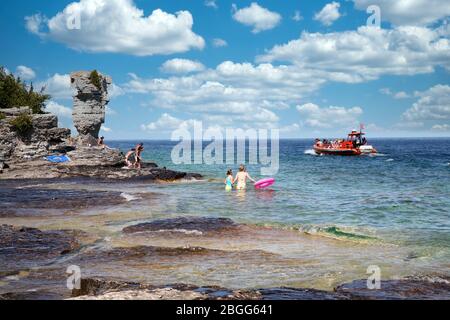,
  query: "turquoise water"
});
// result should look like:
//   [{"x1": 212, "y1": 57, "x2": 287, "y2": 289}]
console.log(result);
[
  {"x1": 111, "y1": 139, "x2": 450, "y2": 260},
  {"x1": 1, "y1": 138, "x2": 449, "y2": 292}
]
